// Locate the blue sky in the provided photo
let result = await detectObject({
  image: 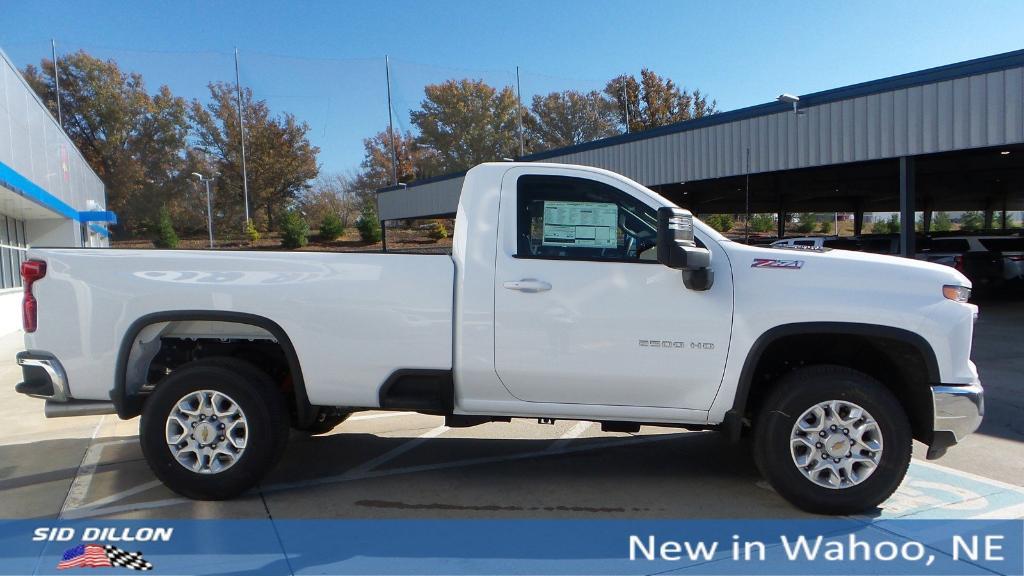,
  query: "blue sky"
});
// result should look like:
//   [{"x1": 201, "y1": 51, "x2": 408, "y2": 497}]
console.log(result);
[{"x1": 2, "y1": 0, "x2": 1022, "y2": 175}]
